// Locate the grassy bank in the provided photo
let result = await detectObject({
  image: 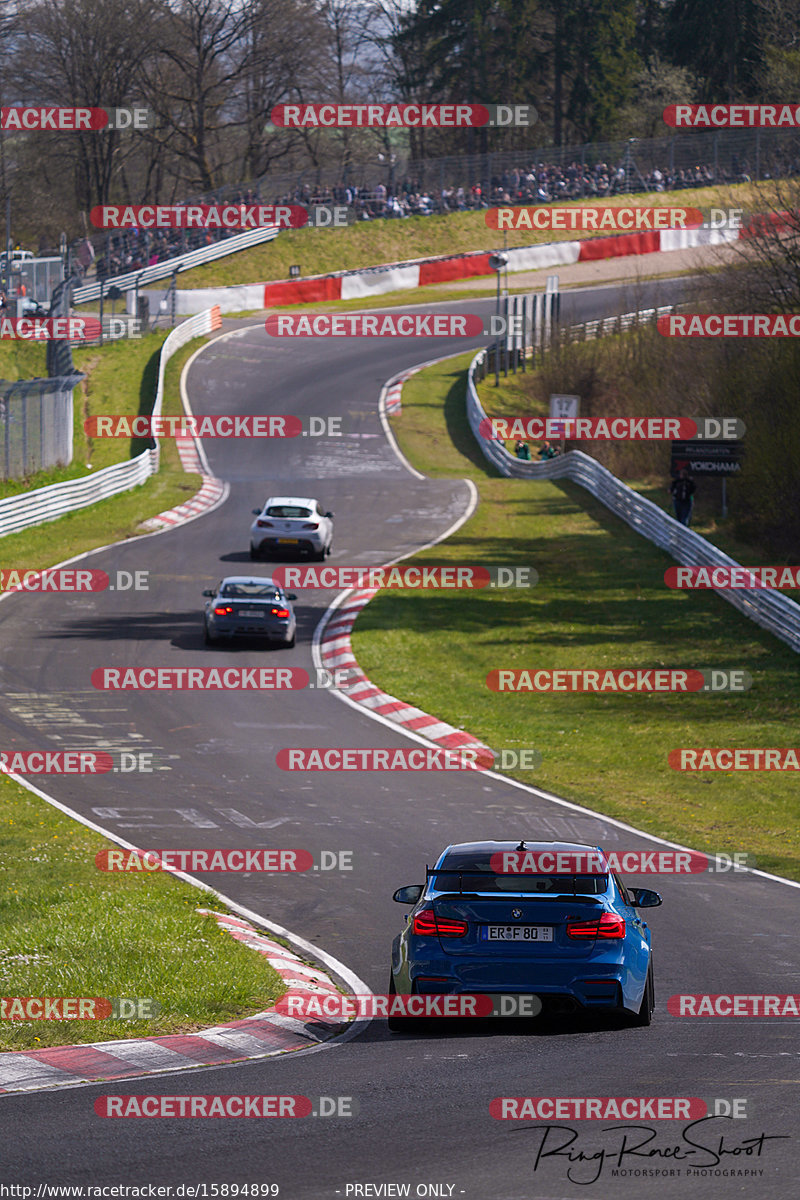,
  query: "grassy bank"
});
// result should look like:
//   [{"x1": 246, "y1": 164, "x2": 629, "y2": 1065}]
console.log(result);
[
  {"x1": 0, "y1": 335, "x2": 203, "y2": 564},
  {"x1": 351, "y1": 353, "x2": 800, "y2": 881},
  {"x1": 0, "y1": 780, "x2": 286, "y2": 1049},
  {"x1": 175, "y1": 183, "x2": 758, "y2": 289}
]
